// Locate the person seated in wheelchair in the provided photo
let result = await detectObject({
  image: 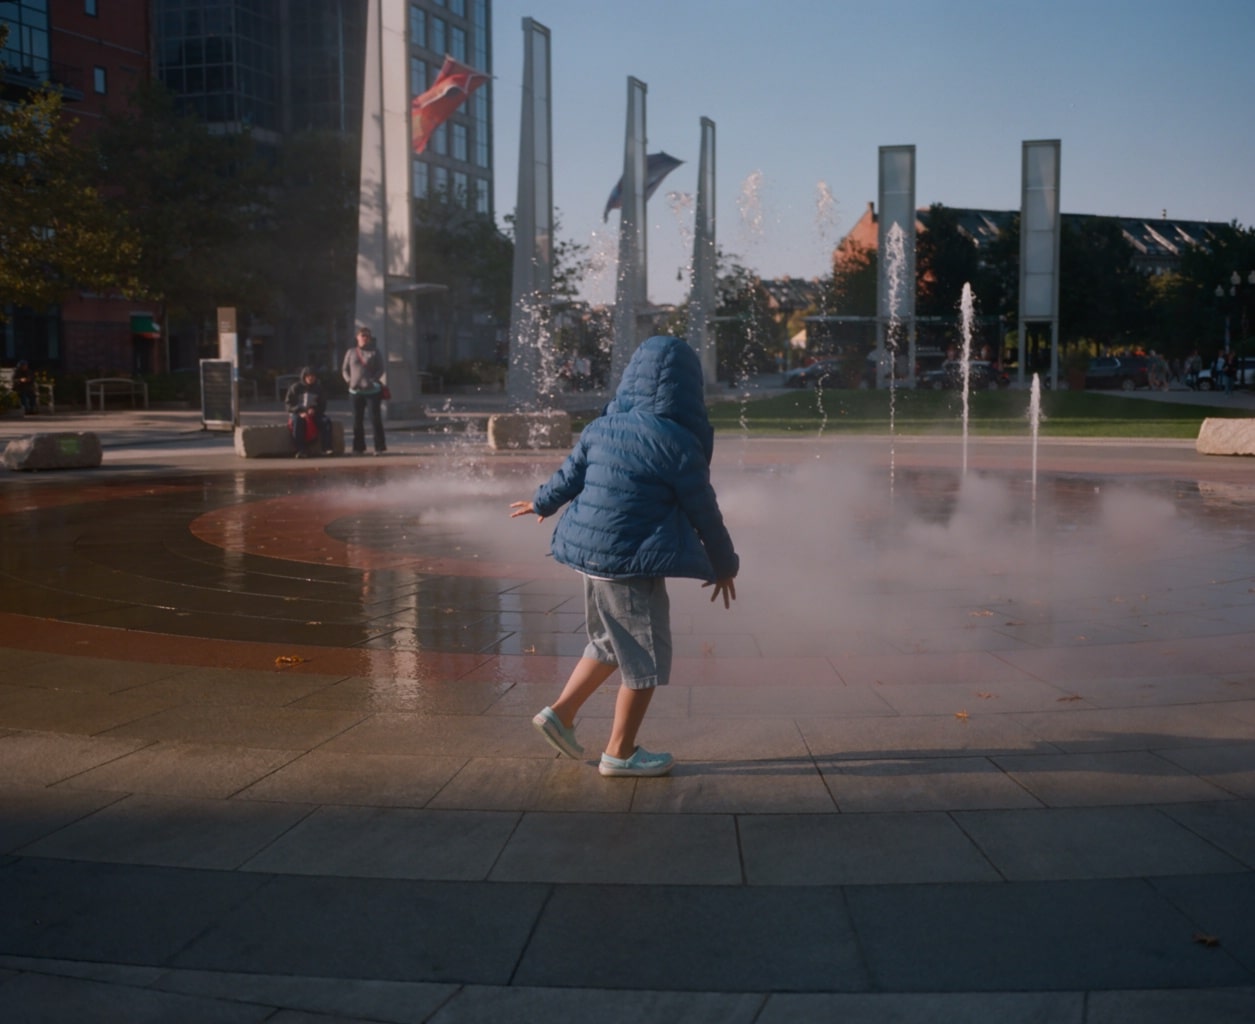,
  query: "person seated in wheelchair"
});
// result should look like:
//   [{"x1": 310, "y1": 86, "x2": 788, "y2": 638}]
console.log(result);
[{"x1": 284, "y1": 367, "x2": 334, "y2": 457}]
